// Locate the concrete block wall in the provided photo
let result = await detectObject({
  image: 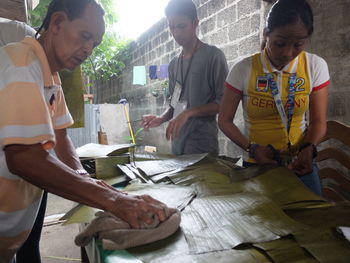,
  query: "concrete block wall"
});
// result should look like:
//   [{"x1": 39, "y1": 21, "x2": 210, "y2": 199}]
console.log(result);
[
  {"x1": 307, "y1": 0, "x2": 350, "y2": 176},
  {"x1": 308, "y1": 0, "x2": 350, "y2": 123},
  {"x1": 94, "y1": 0, "x2": 267, "y2": 155},
  {"x1": 93, "y1": 0, "x2": 350, "y2": 157}
]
